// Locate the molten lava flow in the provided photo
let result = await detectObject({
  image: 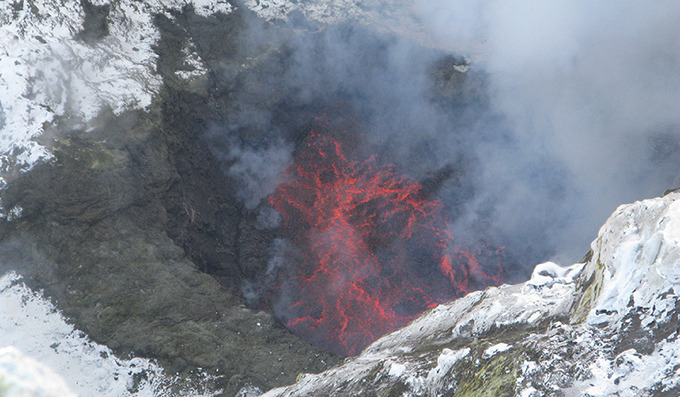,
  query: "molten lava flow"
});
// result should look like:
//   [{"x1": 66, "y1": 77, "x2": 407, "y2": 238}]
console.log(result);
[{"x1": 269, "y1": 130, "x2": 504, "y2": 356}]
